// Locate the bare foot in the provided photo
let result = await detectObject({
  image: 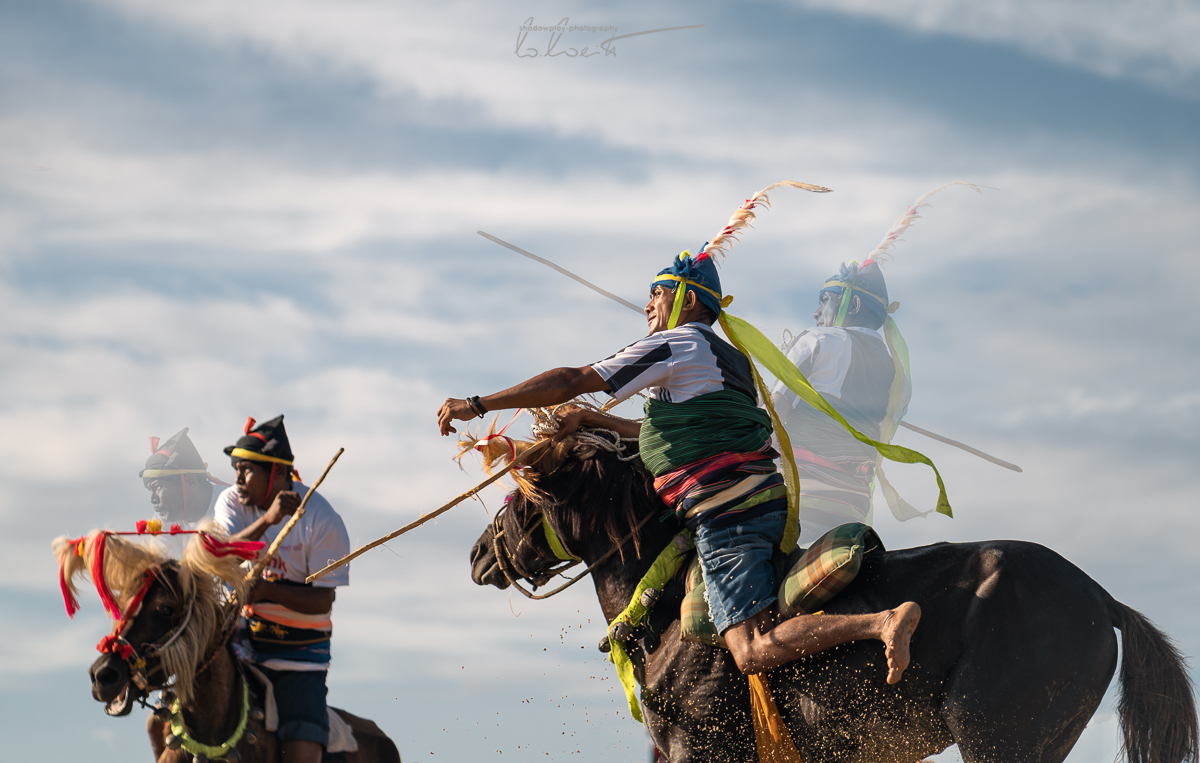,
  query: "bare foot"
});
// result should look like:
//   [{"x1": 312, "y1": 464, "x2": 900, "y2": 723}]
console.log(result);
[{"x1": 880, "y1": 601, "x2": 921, "y2": 684}]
